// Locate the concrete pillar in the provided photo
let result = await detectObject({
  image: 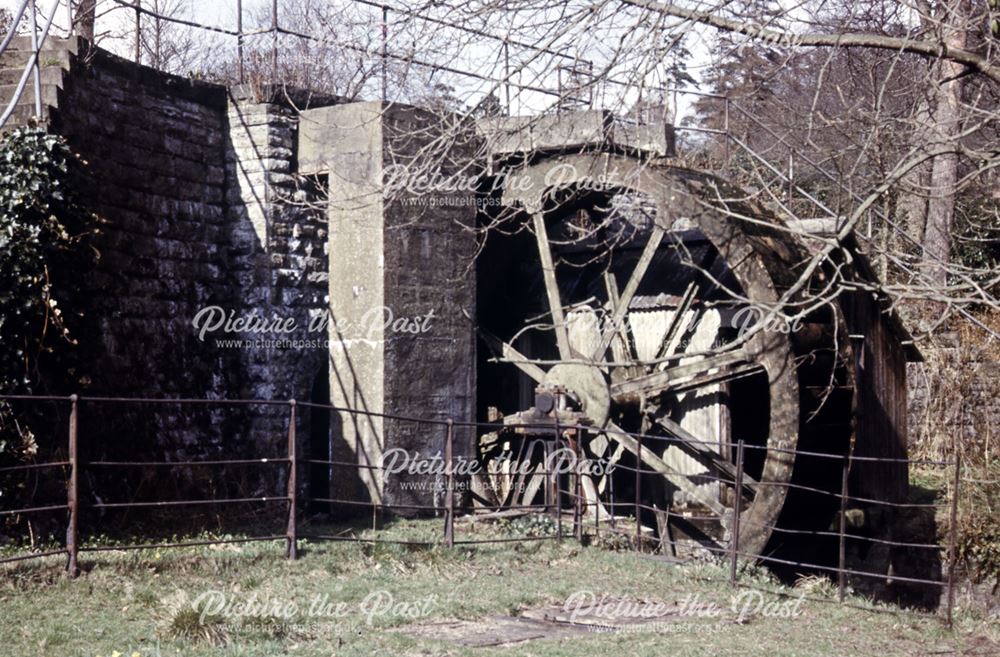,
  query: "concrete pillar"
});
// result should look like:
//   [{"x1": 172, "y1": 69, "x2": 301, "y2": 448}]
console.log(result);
[{"x1": 299, "y1": 101, "x2": 478, "y2": 511}]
